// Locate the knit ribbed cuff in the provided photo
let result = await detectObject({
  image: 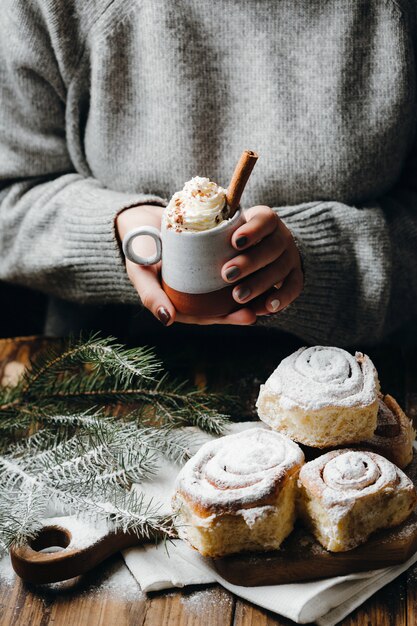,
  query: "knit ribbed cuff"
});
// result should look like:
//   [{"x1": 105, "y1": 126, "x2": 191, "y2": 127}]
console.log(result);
[
  {"x1": 61, "y1": 178, "x2": 167, "y2": 304},
  {"x1": 257, "y1": 202, "x2": 365, "y2": 345}
]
